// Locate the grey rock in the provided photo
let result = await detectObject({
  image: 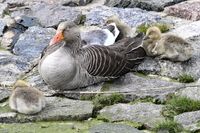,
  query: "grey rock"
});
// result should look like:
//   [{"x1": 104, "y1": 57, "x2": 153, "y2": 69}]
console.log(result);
[
  {"x1": 105, "y1": 0, "x2": 186, "y2": 11},
  {"x1": 0, "y1": 50, "x2": 33, "y2": 86},
  {"x1": 1, "y1": 28, "x2": 22, "y2": 49},
  {"x1": 0, "y1": 87, "x2": 11, "y2": 102},
  {"x1": 59, "y1": 73, "x2": 184, "y2": 102},
  {"x1": 89, "y1": 123, "x2": 144, "y2": 133},
  {"x1": 170, "y1": 21, "x2": 200, "y2": 39},
  {"x1": 99, "y1": 103, "x2": 165, "y2": 128},
  {"x1": 0, "y1": 3, "x2": 8, "y2": 18},
  {"x1": 0, "y1": 112, "x2": 17, "y2": 123},
  {"x1": 15, "y1": 15, "x2": 40, "y2": 27},
  {"x1": 13, "y1": 26, "x2": 55, "y2": 63},
  {"x1": 0, "y1": 19, "x2": 6, "y2": 36},
  {"x1": 177, "y1": 85, "x2": 200, "y2": 101},
  {"x1": 85, "y1": 6, "x2": 161, "y2": 27},
  {"x1": 175, "y1": 110, "x2": 200, "y2": 132},
  {"x1": 11, "y1": 3, "x2": 82, "y2": 27},
  {"x1": 164, "y1": 1, "x2": 200, "y2": 21},
  {"x1": 1, "y1": 97, "x2": 94, "y2": 123}
]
